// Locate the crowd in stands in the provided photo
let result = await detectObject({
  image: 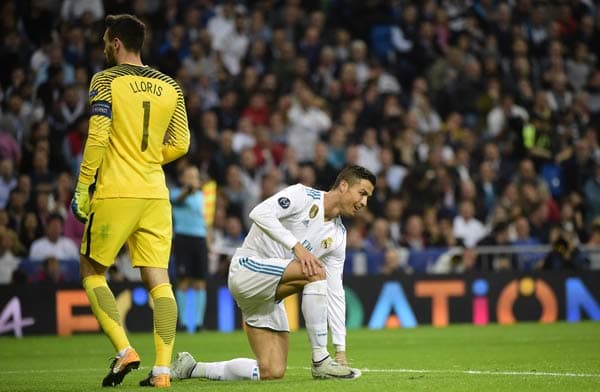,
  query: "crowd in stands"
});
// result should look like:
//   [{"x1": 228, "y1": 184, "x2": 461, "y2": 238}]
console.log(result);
[{"x1": 1, "y1": 0, "x2": 600, "y2": 284}]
